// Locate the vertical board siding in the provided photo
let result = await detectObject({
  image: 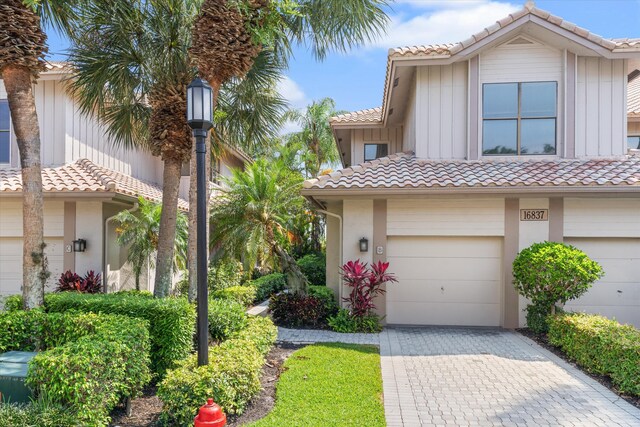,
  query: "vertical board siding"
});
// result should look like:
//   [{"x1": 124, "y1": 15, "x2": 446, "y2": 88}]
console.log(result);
[
  {"x1": 416, "y1": 63, "x2": 468, "y2": 160},
  {"x1": 387, "y1": 198, "x2": 505, "y2": 236},
  {"x1": 403, "y1": 74, "x2": 417, "y2": 153},
  {"x1": 352, "y1": 126, "x2": 403, "y2": 165},
  {"x1": 576, "y1": 57, "x2": 627, "y2": 157},
  {"x1": 0, "y1": 200, "x2": 64, "y2": 237},
  {"x1": 564, "y1": 198, "x2": 640, "y2": 237}
]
